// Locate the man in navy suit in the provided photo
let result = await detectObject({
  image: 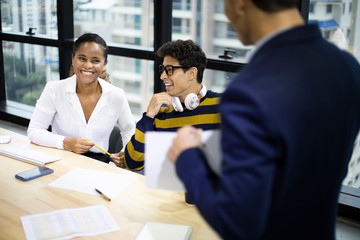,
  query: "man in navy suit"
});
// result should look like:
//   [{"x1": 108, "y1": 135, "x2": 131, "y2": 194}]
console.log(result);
[{"x1": 167, "y1": 0, "x2": 360, "y2": 239}]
